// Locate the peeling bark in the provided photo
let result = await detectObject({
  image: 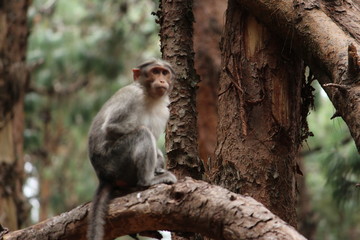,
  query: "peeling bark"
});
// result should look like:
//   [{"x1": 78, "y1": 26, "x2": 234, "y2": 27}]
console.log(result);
[
  {"x1": 1, "y1": 178, "x2": 306, "y2": 240},
  {"x1": 214, "y1": 0, "x2": 303, "y2": 226},
  {"x1": 236, "y1": 0, "x2": 360, "y2": 152},
  {"x1": 157, "y1": 0, "x2": 203, "y2": 179}
]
